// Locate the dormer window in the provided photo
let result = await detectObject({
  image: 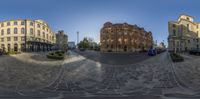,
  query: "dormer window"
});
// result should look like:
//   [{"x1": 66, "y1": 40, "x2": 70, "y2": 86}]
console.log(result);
[{"x1": 187, "y1": 17, "x2": 190, "y2": 20}]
